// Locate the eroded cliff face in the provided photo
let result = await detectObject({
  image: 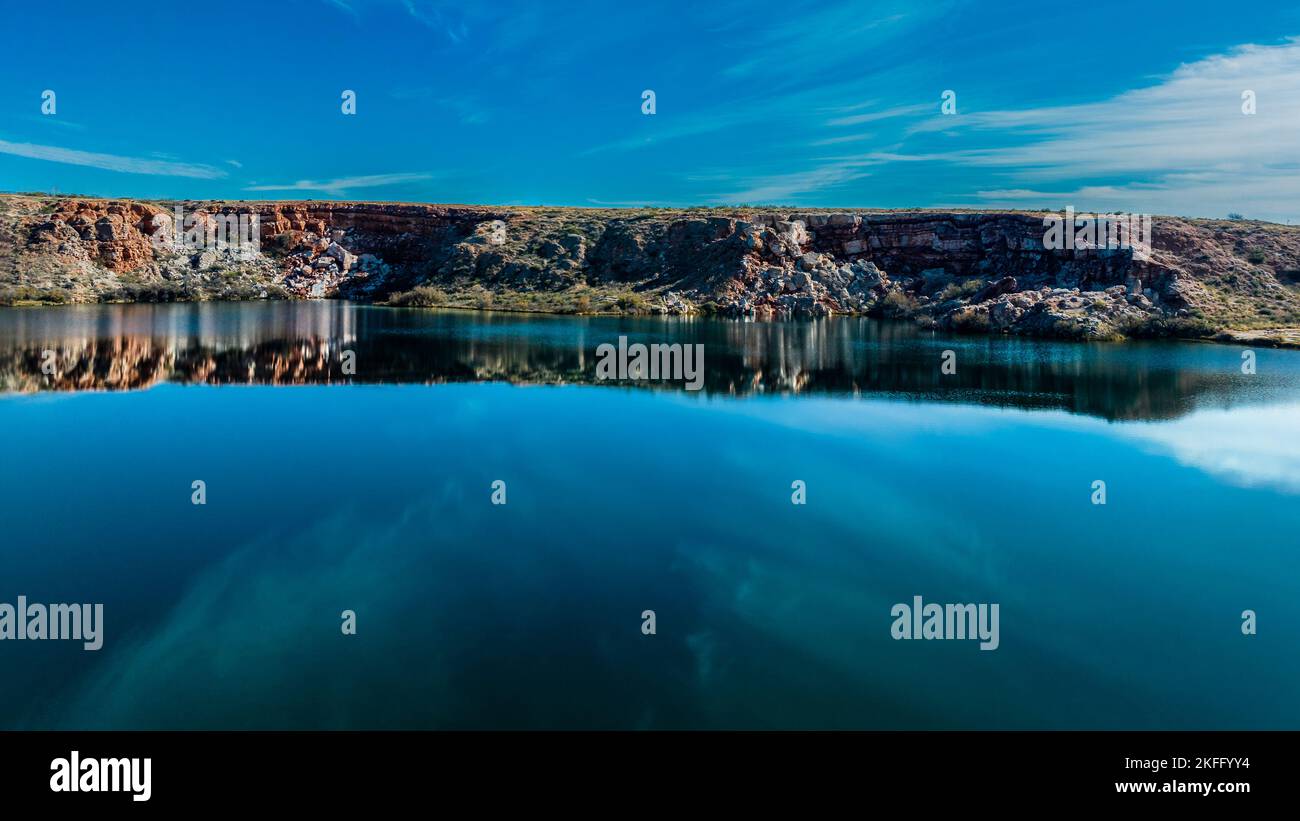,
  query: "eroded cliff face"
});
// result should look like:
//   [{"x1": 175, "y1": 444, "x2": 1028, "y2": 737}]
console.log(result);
[{"x1": 3, "y1": 195, "x2": 1298, "y2": 341}]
